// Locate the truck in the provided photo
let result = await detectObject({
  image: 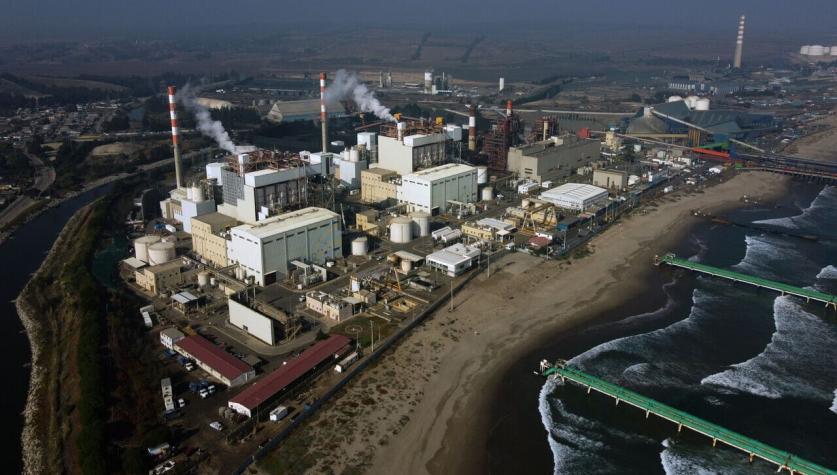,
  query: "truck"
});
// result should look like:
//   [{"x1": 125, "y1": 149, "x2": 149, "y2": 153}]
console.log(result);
[
  {"x1": 335, "y1": 352, "x2": 359, "y2": 373},
  {"x1": 269, "y1": 405, "x2": 289, "y2": 422}
]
